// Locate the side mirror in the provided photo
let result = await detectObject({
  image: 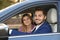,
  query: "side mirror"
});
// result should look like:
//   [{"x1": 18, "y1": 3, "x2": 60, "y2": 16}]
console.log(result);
[{"x1": 0, "y1": 23, "x2": 8, "y2": 36}]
